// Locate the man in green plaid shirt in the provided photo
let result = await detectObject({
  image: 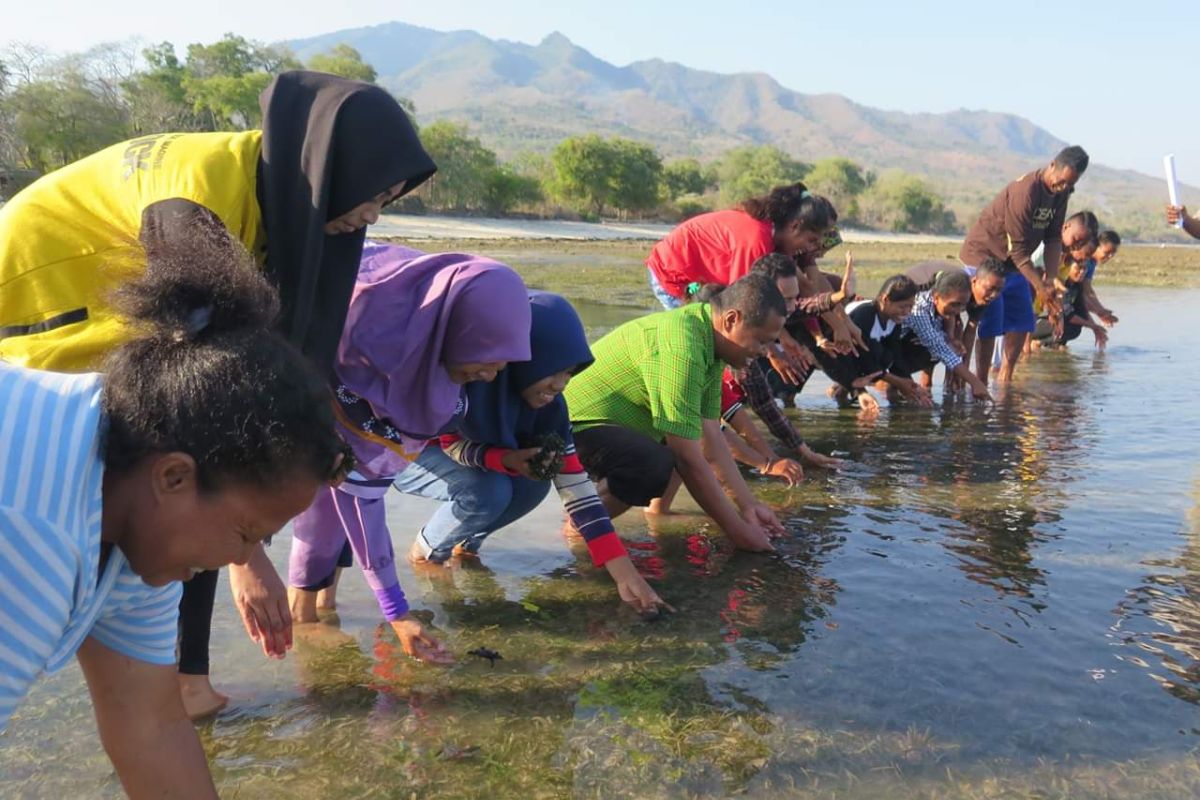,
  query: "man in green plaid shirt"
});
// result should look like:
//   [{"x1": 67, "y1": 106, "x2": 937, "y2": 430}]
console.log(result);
[{"x1": 565, "y1": 273, "x2": 788, "y2": 551}]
